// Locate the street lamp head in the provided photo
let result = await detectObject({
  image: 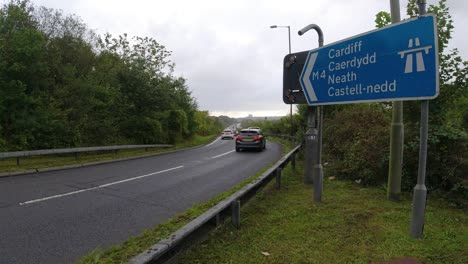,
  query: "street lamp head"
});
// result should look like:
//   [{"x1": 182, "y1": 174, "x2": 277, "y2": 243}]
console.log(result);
[{"x1": 270, "y1": 25, "x2": 278, "y2": 28}]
